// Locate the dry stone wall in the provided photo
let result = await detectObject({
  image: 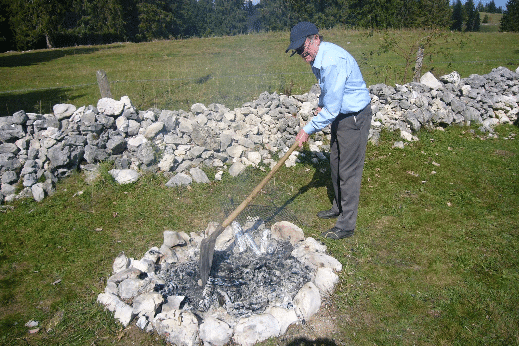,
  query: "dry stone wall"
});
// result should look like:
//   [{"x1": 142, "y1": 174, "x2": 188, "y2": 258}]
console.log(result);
[{"x1": 0, "y1": 67, "x2": 518, "y2": 204}]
